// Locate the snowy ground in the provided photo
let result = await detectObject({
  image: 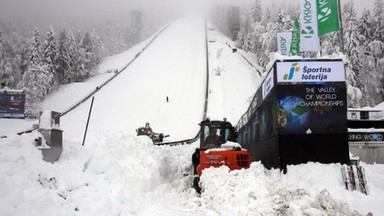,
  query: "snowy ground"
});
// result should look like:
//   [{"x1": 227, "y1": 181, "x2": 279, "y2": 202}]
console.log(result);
[{"x1": 1, "y1": 18, "x2": 384, "y2": 216}]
